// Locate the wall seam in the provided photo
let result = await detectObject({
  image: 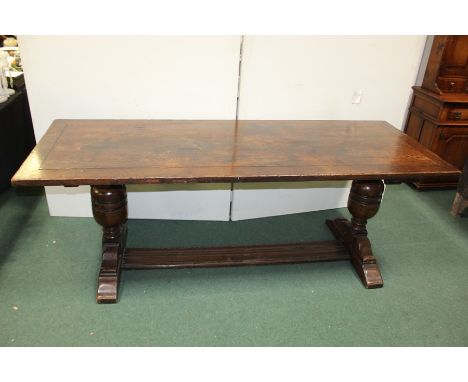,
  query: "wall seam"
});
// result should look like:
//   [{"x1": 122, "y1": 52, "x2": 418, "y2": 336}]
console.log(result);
[{"x1": 229, "y1": 35, "x2": 245, "y2": 220}]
